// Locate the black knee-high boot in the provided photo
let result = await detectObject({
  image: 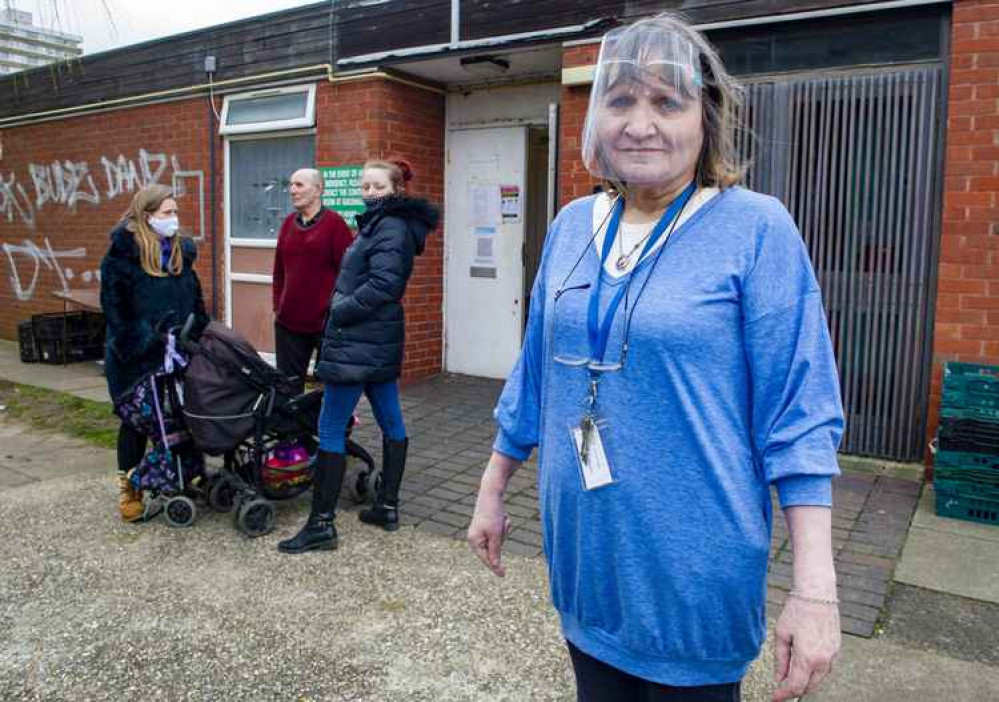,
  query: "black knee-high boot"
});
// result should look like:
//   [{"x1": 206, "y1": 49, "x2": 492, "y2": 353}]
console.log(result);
[
  {"x1": 278, "y1": 450, "x2": 345, "y2": 553},
  {"x1": 359, "y1": 437, "x2": 408, "y2": 532}
]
